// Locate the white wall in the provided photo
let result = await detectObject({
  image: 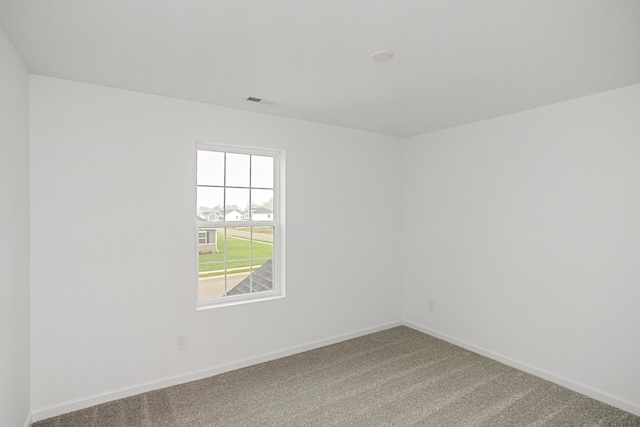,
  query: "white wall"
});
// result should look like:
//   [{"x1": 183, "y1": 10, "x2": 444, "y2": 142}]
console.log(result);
[
  {"x1": 29, "y1": 76, "x2": 404, "y2": 417},
  {"x1": 27, "y1": 62, "x2": 640, "y2": 420},
  {"x1": 404, "y1": 84, "x2": 640, "y2": 414},
  {"x1": 0, "y1": 26, "x2": 31, "y2": 427}
]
